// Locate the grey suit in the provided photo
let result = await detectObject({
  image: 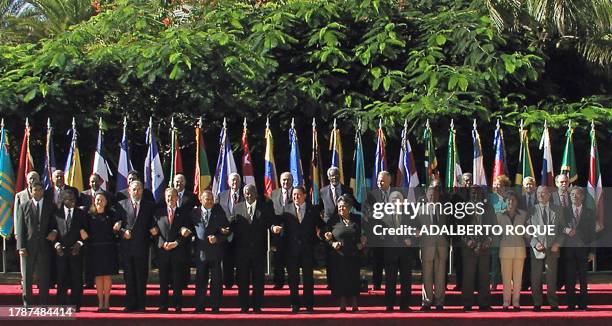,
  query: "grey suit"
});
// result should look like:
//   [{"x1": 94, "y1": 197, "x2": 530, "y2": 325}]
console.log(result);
[
  {"x1": 15, "y1": 197, "x2": 55, "y2": 306},
  {"x1": 527, "y1": 203, "x2": 566, "y2": 307},
  {"x1": 416, "y1": 209, "x2": 449, "y2": 307}
]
